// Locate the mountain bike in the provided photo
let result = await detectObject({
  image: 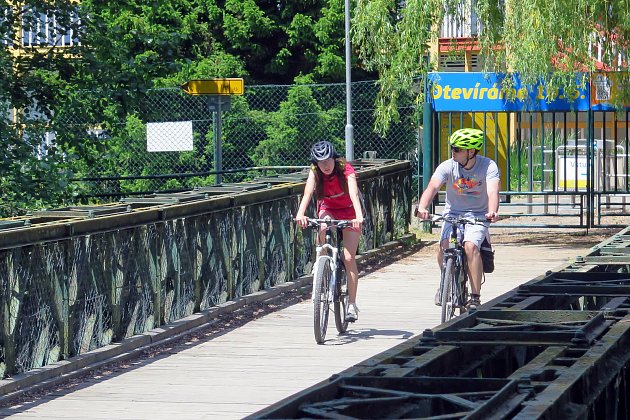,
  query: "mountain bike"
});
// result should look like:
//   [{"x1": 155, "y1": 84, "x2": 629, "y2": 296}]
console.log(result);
[
  {"x1": 306, "y1": 218, "x2": 350, "y2": 344},
  {"x1": 429, "y1": 214, "x2": 490, "y2": 323}
]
